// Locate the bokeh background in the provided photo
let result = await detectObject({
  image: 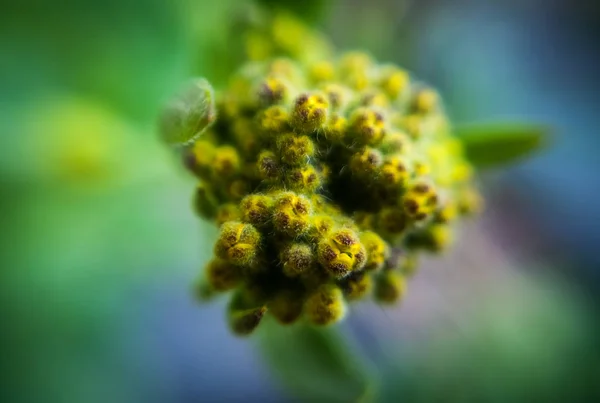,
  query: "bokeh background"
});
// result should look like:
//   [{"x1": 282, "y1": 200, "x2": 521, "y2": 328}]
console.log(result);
[{"x1": 1, "y1": 0, "x2": 599, "y2": 402}]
